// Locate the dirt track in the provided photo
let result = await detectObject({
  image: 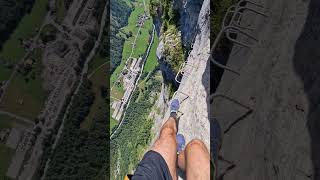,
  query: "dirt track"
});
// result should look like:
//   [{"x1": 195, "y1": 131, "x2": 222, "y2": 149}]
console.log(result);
[{"x1": 212, "y1": 0, "x2": 320, "y2": 179}]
